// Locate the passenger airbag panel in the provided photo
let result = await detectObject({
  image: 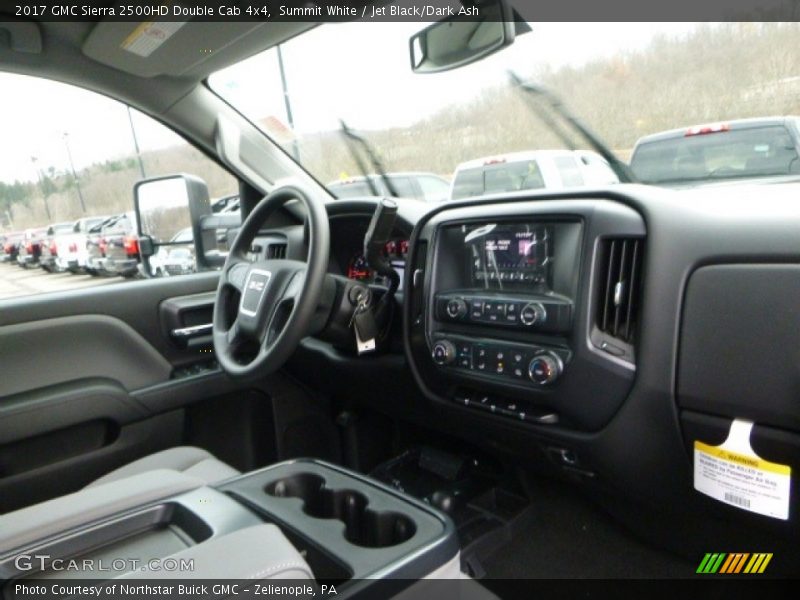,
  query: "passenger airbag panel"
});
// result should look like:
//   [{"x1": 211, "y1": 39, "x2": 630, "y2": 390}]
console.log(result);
[{"x1": 678, "y1": 265, "x2": 800, "y2": 431}]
